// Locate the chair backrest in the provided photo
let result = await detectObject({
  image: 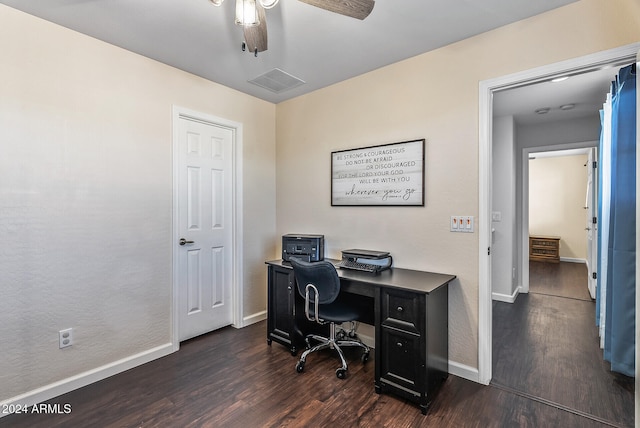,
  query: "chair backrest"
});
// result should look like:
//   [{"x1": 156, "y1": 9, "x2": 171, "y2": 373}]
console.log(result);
[{"x1": 289, "y1": 258, "x2": 341, "y2": 305}]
